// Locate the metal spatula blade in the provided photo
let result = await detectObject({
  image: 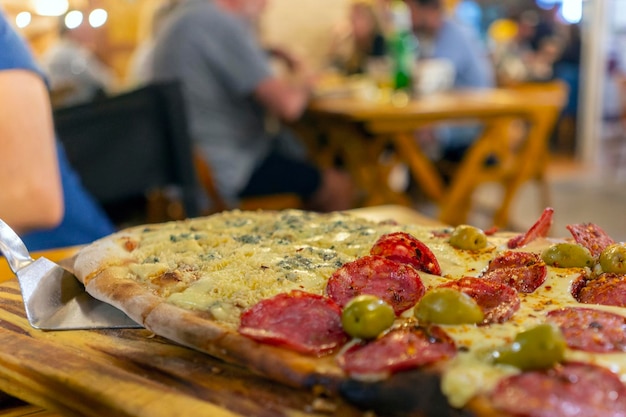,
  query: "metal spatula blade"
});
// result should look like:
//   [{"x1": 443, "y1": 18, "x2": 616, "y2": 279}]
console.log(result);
[{"x1": 0, "y1": 219, "x2": 141, "y2": 330}]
